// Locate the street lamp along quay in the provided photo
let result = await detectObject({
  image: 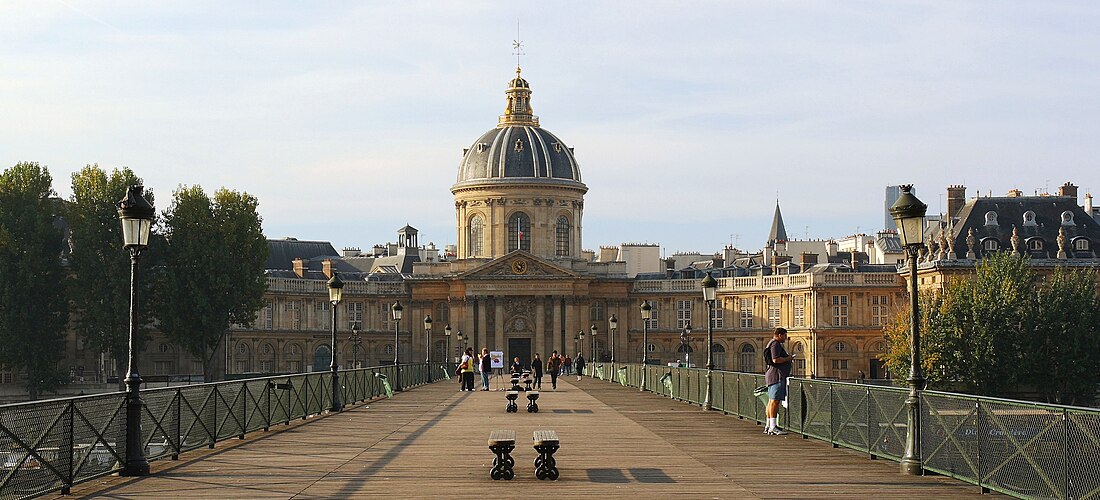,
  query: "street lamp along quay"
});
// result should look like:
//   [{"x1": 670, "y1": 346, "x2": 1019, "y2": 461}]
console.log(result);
[
  {"x1": 701, "y1": 272, "x2": 717, "y2": 411},
  {"x1": 349, "y1": 328, "x2": 362, "y2": 370},
  {"x1": 392, "y1": 301, "x2": 403, "y2": 391},
  {"x1": 118, "y1": 185, "x2": 153, "y2": 477},
  {"x1": 444, "y1": 324, "x2": 452, "y2": 363},
  {"x1": 424, "y1": 315, "x2": 433, "y2": 363},
  {"x1": 640, "y1": 300, "x2": 651, "y2": 392},
  {"x1": 608, "y1": 314, "x2": 618, "y2": 380},
  {"x1": 327, "y1": 273, "x2": 344, "y2": 412},
  {"x1": 890, "y1": 184, "x2": 928, "y2": 476}
]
